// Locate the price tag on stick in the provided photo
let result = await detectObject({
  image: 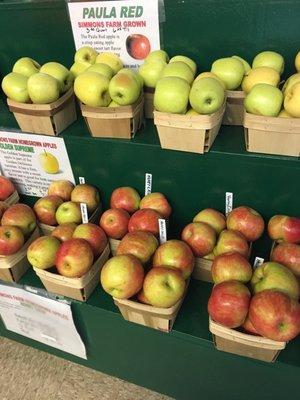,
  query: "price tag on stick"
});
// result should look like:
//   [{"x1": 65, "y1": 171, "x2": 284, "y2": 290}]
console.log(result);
[
  {"x1": 159, "y1": 219, "x2": 167, "y2": 244},
  {"x1": 80, "y1": 203, "x2": 89, "y2": 224},
  {"x1": 253, "y1": 257, "x2": 264, "y2": 269},
  {"x1": 79, "y1": 176, "x2": 85, "y2": 184},
  {"x1": 225, "y1": 192, "x2": 233, "y2": 215},
  {"x1": 145, "y1": 173, "x2": 152, "y2": 196}
]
